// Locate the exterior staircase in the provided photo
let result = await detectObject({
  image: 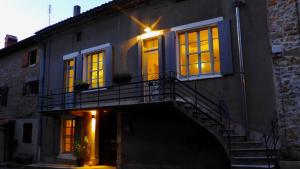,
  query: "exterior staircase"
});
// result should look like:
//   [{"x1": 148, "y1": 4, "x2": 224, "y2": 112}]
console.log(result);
[{"x1": 171, "y1": 77, "x2": 279, "y2": 169}]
